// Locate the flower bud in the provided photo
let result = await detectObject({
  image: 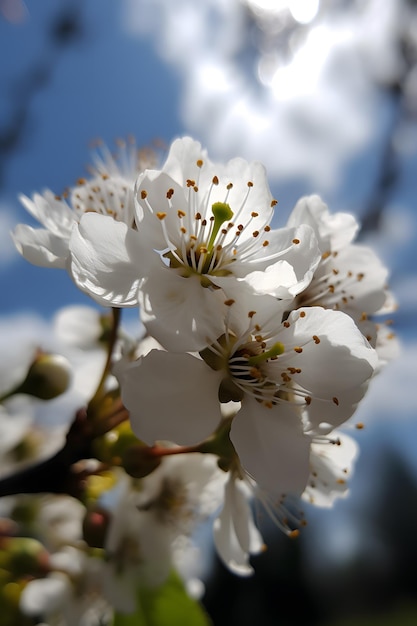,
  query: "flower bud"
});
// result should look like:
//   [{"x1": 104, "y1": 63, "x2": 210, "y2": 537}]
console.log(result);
[
  {"x1": 122, "y1": 443, "x2": 161, "y2": 478},
  {"x1": 83, "y1": 507, "x2": 111, "y2": 549},
  {"x1": 0, "y1": 537, "x2": 49, "y2": 578},
  {"x1": 13, "y1": 353, "x2": 72, "y2": 400}
]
